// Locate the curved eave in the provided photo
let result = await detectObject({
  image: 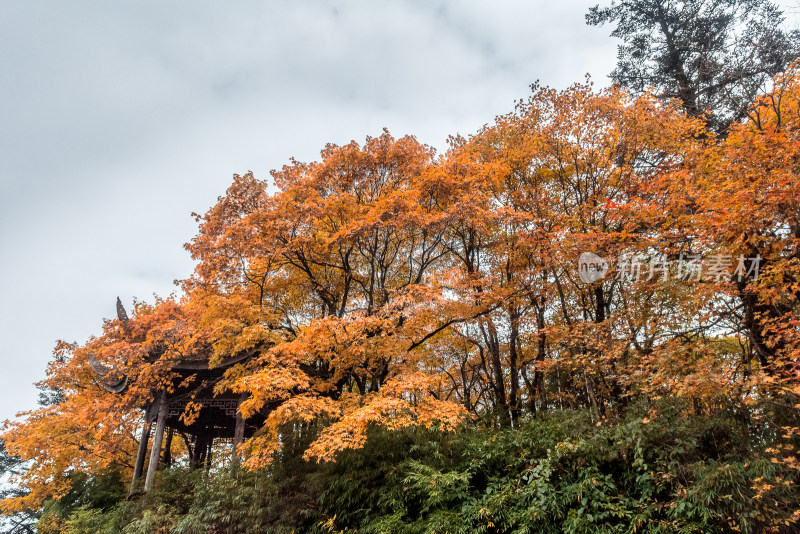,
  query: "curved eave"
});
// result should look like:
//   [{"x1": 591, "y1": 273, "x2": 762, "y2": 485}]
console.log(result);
[{"x1": 169, "y1": 351, "x2": 255, "y2": 371}]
